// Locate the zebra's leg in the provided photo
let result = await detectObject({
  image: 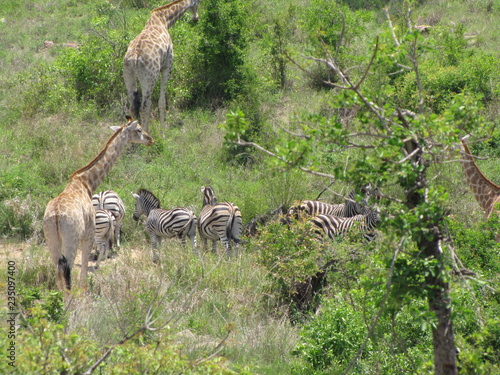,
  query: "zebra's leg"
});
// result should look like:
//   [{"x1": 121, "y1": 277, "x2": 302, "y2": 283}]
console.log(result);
[
  {"x1": 95, "y1": 244, "x2": 106, "y2": 269},
  {"x1": 190, "y1": 234, "x2": 197, "y2": 255},
  {"x1": 179, "y1": 234, "x2": 187, "y2": 247},
  {"x1": 211, "y1": 240, "x2": 218, "y2": 254},
  {"x1": 150, "y1": 234, "x2": 161, "y2": 264},
  {"x1": 221, "y1": 239, "x2": 231, "y2": 258},
  {"x1": 200, "y1": 236, "x2": 208, "y2": 254}
]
